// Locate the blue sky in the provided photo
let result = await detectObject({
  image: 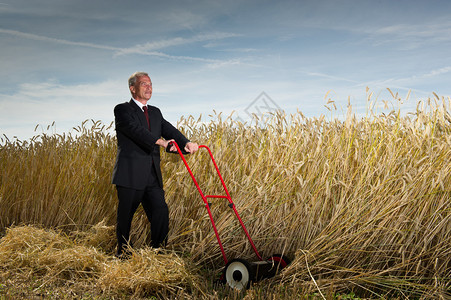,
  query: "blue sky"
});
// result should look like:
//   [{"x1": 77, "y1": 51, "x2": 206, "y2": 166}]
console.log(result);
[{"x1": 1, "y1": 0, "x2": 451, "y2": 140}]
